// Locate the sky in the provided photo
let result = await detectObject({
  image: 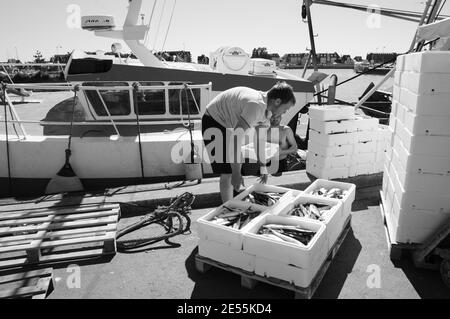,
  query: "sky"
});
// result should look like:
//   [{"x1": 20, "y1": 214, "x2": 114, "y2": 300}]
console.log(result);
[{"x1": 1, "y1": 0, "x2": 449, "y2": 62}]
